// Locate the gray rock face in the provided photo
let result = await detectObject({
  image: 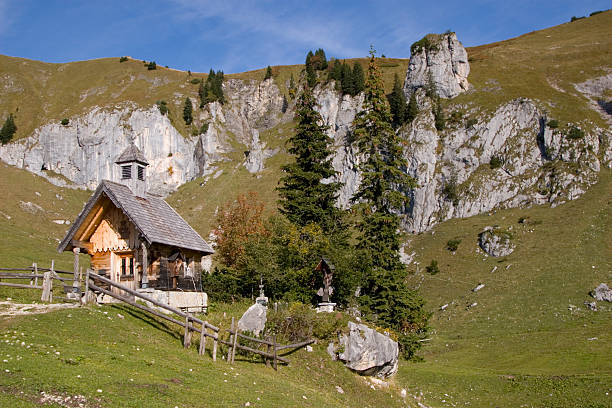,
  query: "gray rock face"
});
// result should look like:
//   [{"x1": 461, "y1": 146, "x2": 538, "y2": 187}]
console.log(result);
[
  {"x1": 478, "y1": 226, "x2": 515, "y2": 257},
  {"x1": 591, "y1": 283, "x2": 612, "y2": 302},
  {"x1": 402, "y1": 97, "x2": 606, "y2": 233},
  {"x1": 404, "y1": 32, "x2": 470, "y2": 99},
  {"x1": 314, "y1": 82, "x2": 364, "y2": 208},
  {"x1": 237, "y1": 303, "x2": 267, "y2": 336},
  {"x1": 0, "y1": 66, "x2": 609, "y2": 236},
  {"x1": 0, "y1": 78, "x2": 287, "y2": 195},
  {"x1": 338, "y1": 321, "x2": 398, "y2": 378}
]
